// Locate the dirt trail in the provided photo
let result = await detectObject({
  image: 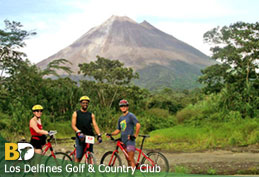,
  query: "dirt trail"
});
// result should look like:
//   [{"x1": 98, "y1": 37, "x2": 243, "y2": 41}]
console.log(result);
[
  {"x1": 54, "y1": 140, "x2": 259, "y2": 175},
  {"x1": 163, "y1": 150, "x2": 259, "y2": 174}
]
